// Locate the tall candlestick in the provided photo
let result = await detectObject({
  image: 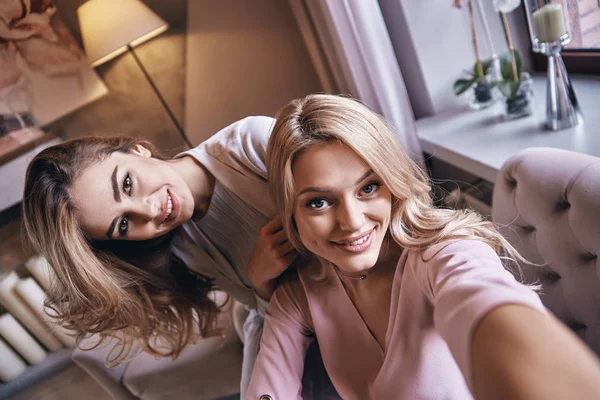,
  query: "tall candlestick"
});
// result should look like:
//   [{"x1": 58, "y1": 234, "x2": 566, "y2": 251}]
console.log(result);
[
  {"x1": 533, "y1": 4, "x2": 567, "y2": 42},
  {"x1": 530, "y1": 2, "x2": 583, "y2": 131}
]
